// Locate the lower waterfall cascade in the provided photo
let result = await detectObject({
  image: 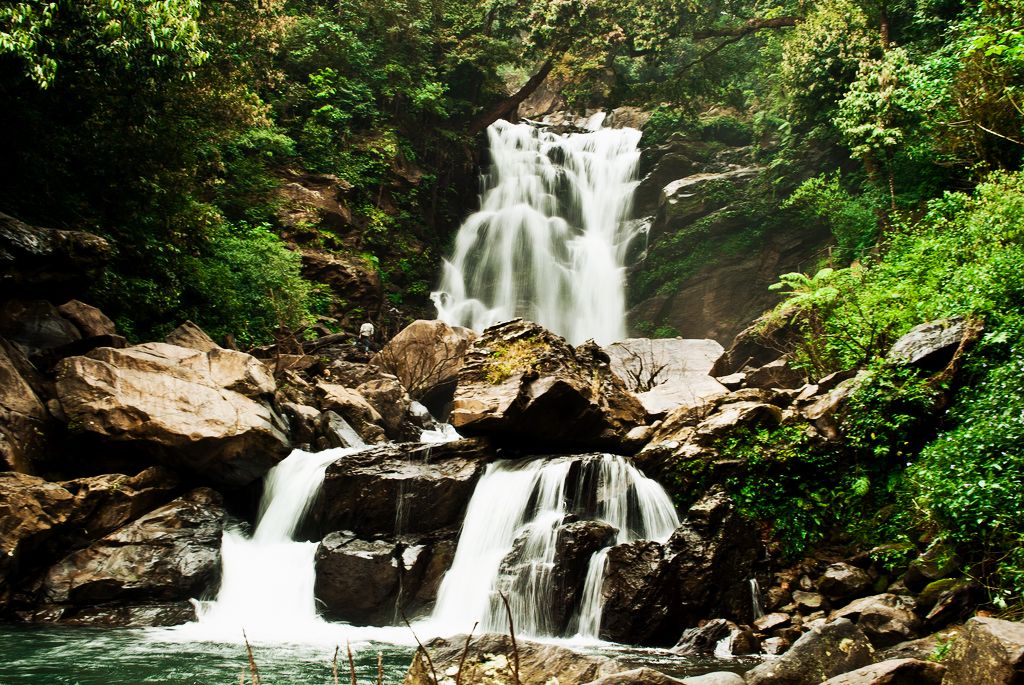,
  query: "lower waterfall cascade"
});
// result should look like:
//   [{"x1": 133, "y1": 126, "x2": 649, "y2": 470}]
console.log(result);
[
  {"x1": 427, "y1": 453, "x2": 679, "y2": 640},
  {"x1": 171, "y1": 440, "x2": 679, "y2": 646}
]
